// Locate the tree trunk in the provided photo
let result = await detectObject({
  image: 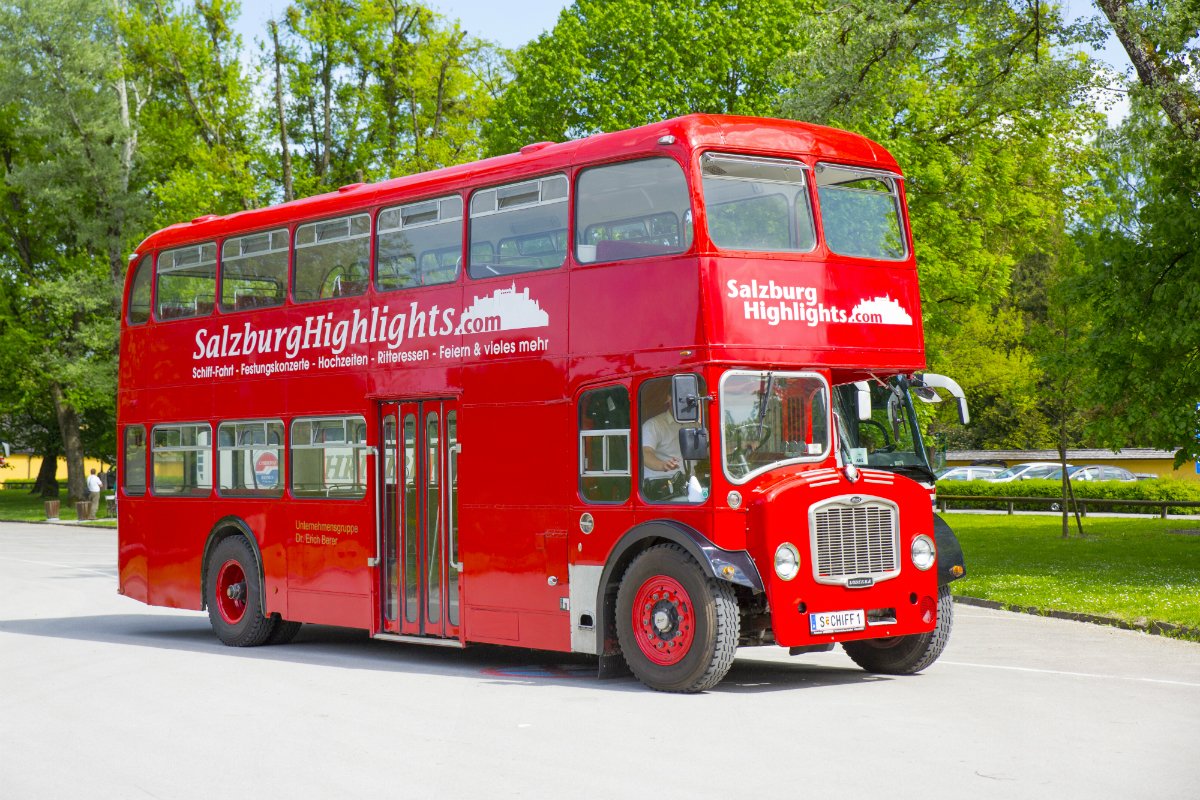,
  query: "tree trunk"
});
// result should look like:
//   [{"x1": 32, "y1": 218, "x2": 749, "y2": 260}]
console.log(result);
[
  {"x1": 32, "y1": 449, "x2": 60, "y2": 499},
  {"x1": 51, "y1": 383, "x2": 87, "y2": 502},
  {"x1": 270, "y1": 20, "x2": 295, "y2": 202},
  {"x1": 1058, "y1": 442, "x2": 1070, "y2": 538},
  {"x1": 1096, "y1": 0, "x2": 1200, "y2": 139}
]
